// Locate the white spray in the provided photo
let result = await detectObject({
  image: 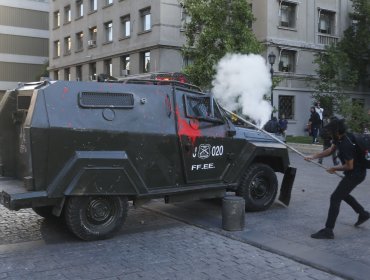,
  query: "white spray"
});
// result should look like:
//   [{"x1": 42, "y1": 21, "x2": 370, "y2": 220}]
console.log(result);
[{"x1": 212, "y1": 53, "x2": 273, "y2": 128}]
